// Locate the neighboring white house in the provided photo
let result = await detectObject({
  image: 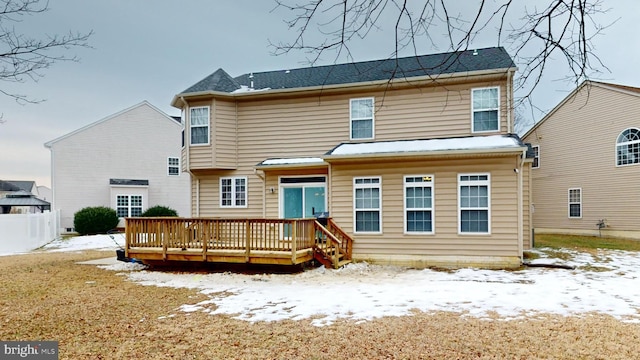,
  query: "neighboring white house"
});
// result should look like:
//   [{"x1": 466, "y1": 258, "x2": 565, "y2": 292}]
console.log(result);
[{"x1": 45, "y1": 101, "x2": 191, "y2": 232}]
